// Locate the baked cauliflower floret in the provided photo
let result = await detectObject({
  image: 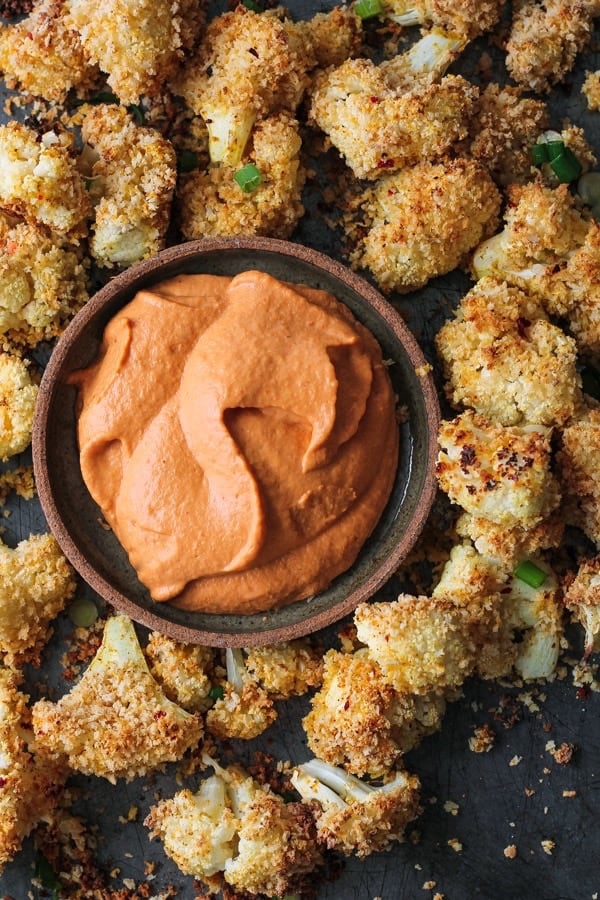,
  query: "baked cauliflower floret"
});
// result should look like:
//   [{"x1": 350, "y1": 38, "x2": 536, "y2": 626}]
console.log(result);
[
  {"x1": 293, "y1": 4, "x2": 362, "y2": 69},
  {"x1": 506, "y1": 559, "x2": 563, "y2": 680},
  {"x1": 81, "y1": 104, "x2": 176, "y2": 268},
  {"x1": 309, "y1": 56, "x2": 477, "y2": 180},
  {"x1": 146, "y1": 754, "x2": 323, "y2": 896},
  {"x1": 177, "y1": 6, "x2": 309, "y2": 167},
  {"x1": 32, "y1": 615, "x2": 202, "y2": 782},
  {"x1": 179, "y1": 112, "x2": 305, "y2": 240},
  {"x1": 303, "y1": 648, "x2": 446, "y2": 778},
  {"x1": 556, "y1": 406, "x2": 600, "y2": 546},
  {"x1": 467, "y1": 83, "x2": 549, "y2": 185},
  {"x1": 0, "y1": 122, "x2": 89, "y2": 237},
  {"x1": 0, "y1": 533, "x2": 76, "y2": 667},
  {"x1": 354, "y1": 592, "x2": 497, "y2": 694},
  {"x1": 145, "y1": 633, "x2": 216, "y2": 713},
  {"x1": 67, "y1": 0, "x2": 204, "y2": 104},
  {"x1": 456, "y1": 511, "x2": 565, "y2": 570},
  {"x1": 0, "y1": 0, "x2": 98, "y2": 101},
  {"x1": 205, "y1": 647, "x2": 276, "y2": 741},
  {"x1": 348, "y1": 157, "x2": 500, "y2": 293},
  {"x1": 0, "y1": 214, "x2": 89, "y2": 346},
  {"x1": 0, "y1": 669, "x2": 66, "y2": 873},
  {"x1": 472, "y1": 182, "x2": 592, "y2": 284},
  {"x1": 244, "y1": 639, "x2": 323, "y2": 700},
  {"x1": 291, "y1": 758, "x2": 421, "y2": 858},
  {"x1": 436, "y1": 410, "x2": 561, "y2": 528},
  {"x1": 0, "y1": 350, "x2": 38, "y2": 460},
  {"x1": 385, "y1": 0, "x2": 503, "y2": 37},
  {"x1": 563, "y1": 555, "x2": 600, "y2": 656},
  {"x1": 435, "y1": 277, "x2": 582, "y2": 426},
  {"x1": 505, "y1": 0, "x2": 596, "y2": 93}
]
